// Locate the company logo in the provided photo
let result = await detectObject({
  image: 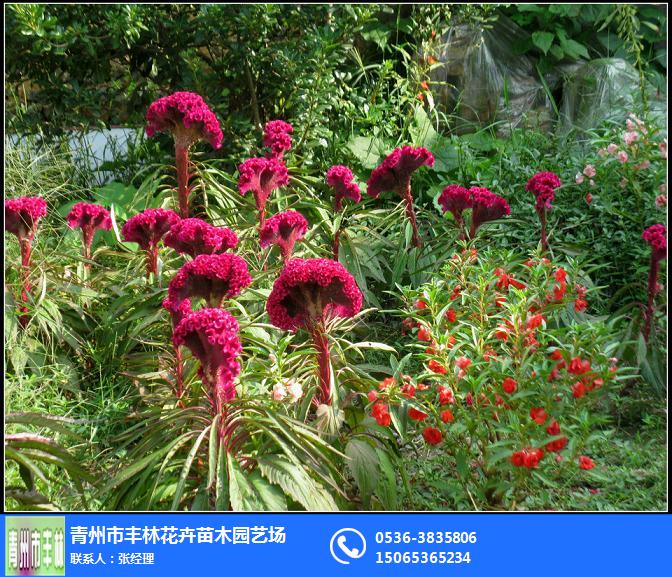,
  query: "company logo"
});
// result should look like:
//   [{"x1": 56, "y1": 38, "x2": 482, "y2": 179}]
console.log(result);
[
  {"x1": 329, "y1": 528, "x2": 366, "y2": 565},
  {"x1": 5, "y1": 516, "x2": 66, "y2": 576}
]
